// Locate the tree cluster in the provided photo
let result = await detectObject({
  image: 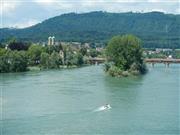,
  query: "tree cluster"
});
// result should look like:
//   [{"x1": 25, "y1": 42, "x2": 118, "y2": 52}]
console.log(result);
[
  {"x1": 105, "y1": 34, "x2": 147, "y2": 77},
  {"x1": 0, "y1": 42, "x2": 92, "y2": 73},
  {"x1": 0, "y1": 49, "x2": 28, "y2": 73}
]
